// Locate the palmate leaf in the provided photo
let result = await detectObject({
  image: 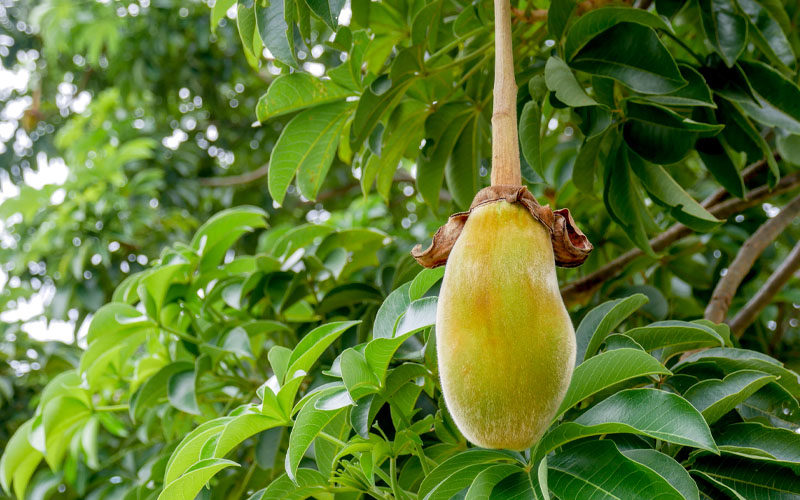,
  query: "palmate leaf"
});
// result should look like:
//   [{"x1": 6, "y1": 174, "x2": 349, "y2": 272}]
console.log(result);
[
  {"x1": 575, "y1": 293, "x2": 649, "y2": 364},
  {"x1": 684, "y1": 370, "x2": 777, "y2": 424},
  {"x1": 716, "y1": 422, "x2": 800, "y2": 468},
  {"x1": 256, "y1": 73, "x2": 352, "y2": 122},
  {"x1": 690, "y1": 455, "x2": 800, "y2": 499},
  {"x1": 0, "y1": 419, "x2": 43, "y2": 500},
  {"x1": 417, "y1": 449, "x2": 523, "y2": 500},
  {"x1": 537, "y1": 389, "x2": 717, "y2": 461},
  {"x1": 268, "y1": 101, "x2": 355, "y2": 205},
  {"x1": 549, "y1": 440, "x2": 686, "y2": 499},
  {"x1": 556, "y1": 347, "x2": 671, "y2": 417},
  {"x1": 157, "y1": 458, "x2": 238, "y2": 500}
]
